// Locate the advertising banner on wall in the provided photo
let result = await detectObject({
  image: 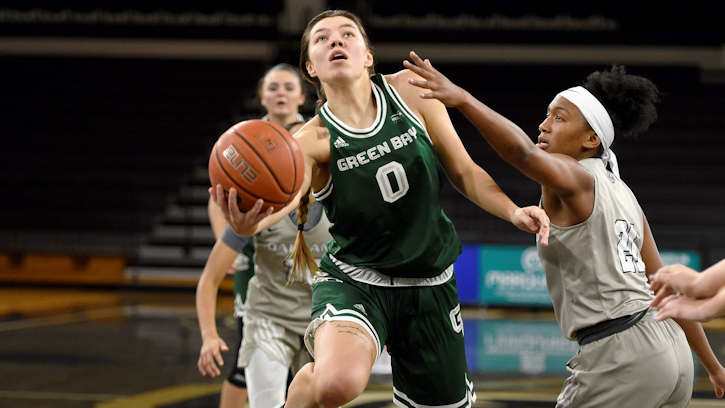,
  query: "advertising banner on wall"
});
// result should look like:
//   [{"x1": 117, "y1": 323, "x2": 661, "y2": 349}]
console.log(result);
[
  {"x1": 455, "y1": 244, "x2": 700, "y2": 306},
  {"x1": 464, "y1": 318, "x2": 579, "y2": 374}
]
